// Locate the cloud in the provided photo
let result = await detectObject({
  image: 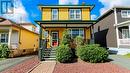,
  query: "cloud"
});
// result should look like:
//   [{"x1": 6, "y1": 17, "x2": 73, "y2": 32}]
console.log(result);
[
  {"x1": 59, "y1": 0, "x2": 79, "y2": 5},
  {"x1": 99, "y1": 0, "x2": 130, "y2": 15},
  {"x1": 91, "y1": 14, "x2": 97, "y2": 20},
  {"x1": 0, "y1": 0, "x2": 30, "y2": 23}
]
